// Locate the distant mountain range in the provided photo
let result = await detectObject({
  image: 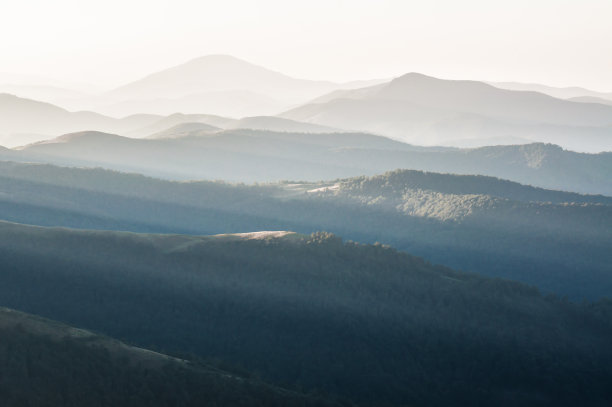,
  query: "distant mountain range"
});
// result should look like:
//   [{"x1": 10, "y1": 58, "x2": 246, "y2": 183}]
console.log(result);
[
  {"x1": 568, "y1": 96, "x2": 612, "y2": 106},
  {"x1": 282, "y1": 73, "x2": 612, "y2": 152},
  {"x1": 490, "y1": 81, "x2": 612, "y2": 101},
  {"x1": 5, "y1": 129, "x2": 611, "y2": 195},
  {"x1": 0, "y1": 93, "x2": 342, "y2": 146},
  {"x1": 2, "y1": 56, "x2": 611, "y2": 152},
  {"x1": 0, "y1": 55, "x2": 388, "y2": 120},
  {"x1": 92, "y1": 55, "x2": 387, "y2": 117},
  {"x1": 0, "y1": 93, "x2": 163, "y2": 146}
]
